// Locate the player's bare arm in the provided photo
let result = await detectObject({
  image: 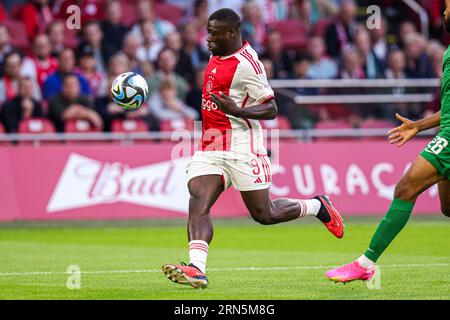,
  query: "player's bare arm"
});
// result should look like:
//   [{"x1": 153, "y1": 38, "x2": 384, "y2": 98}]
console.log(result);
[
  {"x1": 388, "y1": 111, "x2": 441, "y2": 147},
  {"x1": 210, "y1": 92, "x2": 277, "y2": 120}
]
